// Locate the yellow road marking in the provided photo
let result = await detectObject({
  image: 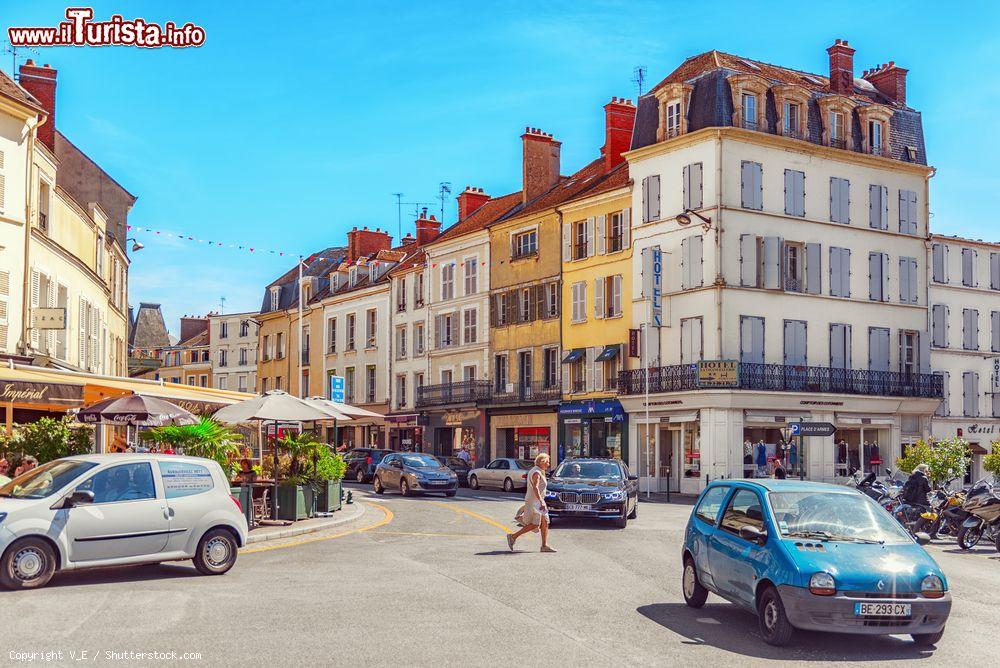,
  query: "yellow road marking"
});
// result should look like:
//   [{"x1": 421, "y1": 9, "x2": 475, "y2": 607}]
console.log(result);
[
  {"x1": 371, "y1": 530, "x2": 483, "y2": 538},
  {"x1": 241, "y1": 502, "x2": 393, "y2": 555},
  {"x1": 427, "y1": 501, "x2": 511, "y2": 534}
]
